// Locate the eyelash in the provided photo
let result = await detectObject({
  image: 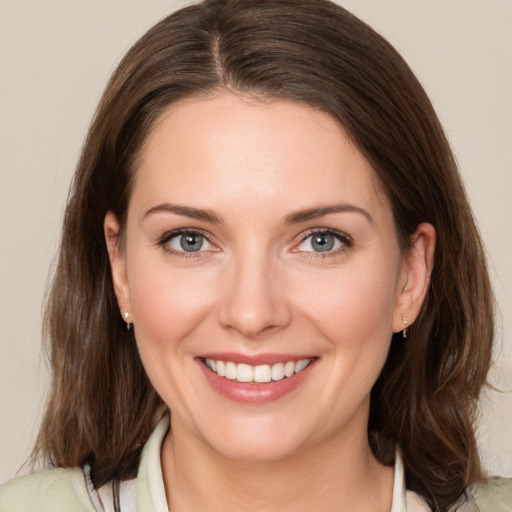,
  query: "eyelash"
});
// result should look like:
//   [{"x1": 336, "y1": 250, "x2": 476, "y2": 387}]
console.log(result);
[
  {"x1": 293, "y1": 228, "x2": 353, "y2": 258},
  {"x1": 156, "y1": 228, "x2": 216, "y2": 260},
  {"x1": 156, "y1": 228, "x2": 353, "y2": 259}
]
